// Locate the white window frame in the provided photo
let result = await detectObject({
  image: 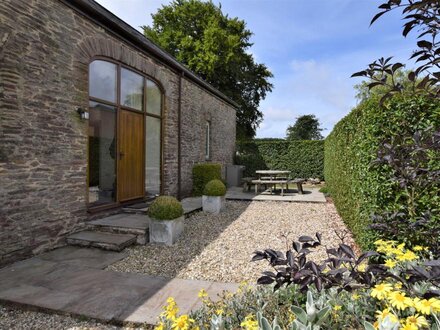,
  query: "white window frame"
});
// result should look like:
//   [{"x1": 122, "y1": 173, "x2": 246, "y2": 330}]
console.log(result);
[{"x1": 205, "y1": 121, "x2": 211, "y2": 160}]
